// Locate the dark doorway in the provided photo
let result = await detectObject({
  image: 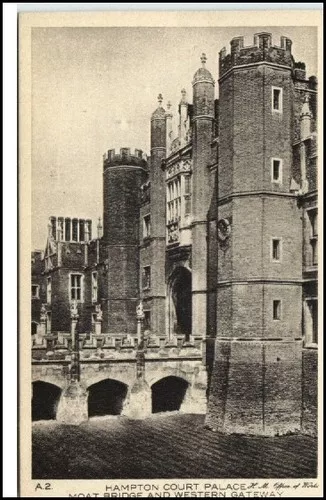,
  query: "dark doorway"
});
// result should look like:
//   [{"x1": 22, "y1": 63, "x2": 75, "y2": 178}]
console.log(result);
[
  {"x1": 171, "y1": 267, "x2": 192, "y2": 339},
  {"x1": 32, "y1": 381, "x2": 62, "y2": 421},
  {"x1": 88, "y1": 379, "x2": 128, "y2": 417},
  {"x1": 151, "y1": 376, "x2": 189, "y2": 414}
]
